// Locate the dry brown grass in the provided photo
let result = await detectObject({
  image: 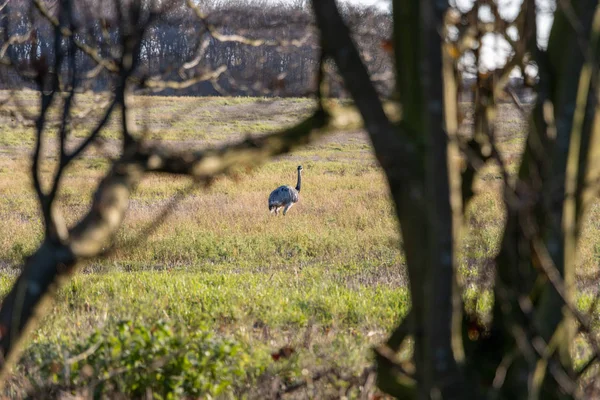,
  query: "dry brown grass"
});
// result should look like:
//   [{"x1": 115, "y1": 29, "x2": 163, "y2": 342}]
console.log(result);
[{"x1": 1, "y1": 92, "x2": 599, "y2": 397}]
